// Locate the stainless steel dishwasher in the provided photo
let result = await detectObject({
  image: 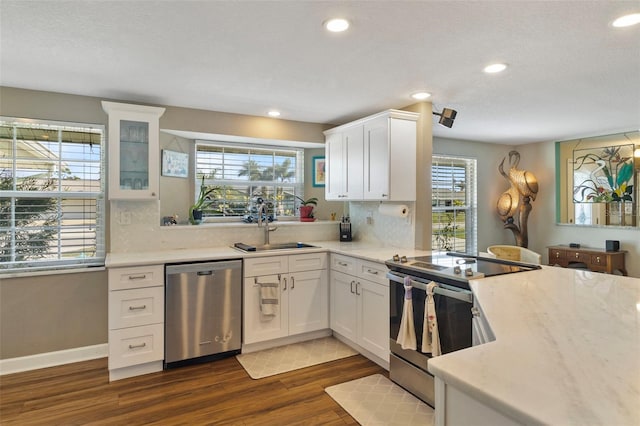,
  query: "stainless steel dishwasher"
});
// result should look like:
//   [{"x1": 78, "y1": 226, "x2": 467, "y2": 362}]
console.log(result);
[{"x1": 165, "y1": 259, "x2": 242, "y2": 368}]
